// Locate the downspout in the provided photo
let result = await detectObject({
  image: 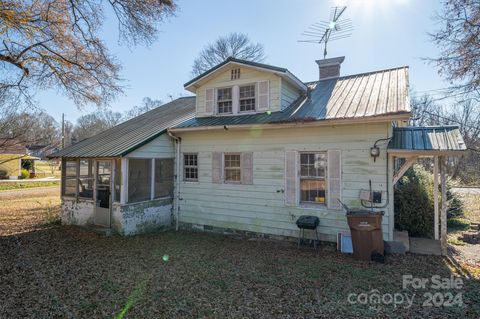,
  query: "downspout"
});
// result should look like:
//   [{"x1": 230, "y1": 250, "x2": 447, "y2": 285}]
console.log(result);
[{"x1": 167, "y1": 130, "x2": 181, "y2": 231}]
